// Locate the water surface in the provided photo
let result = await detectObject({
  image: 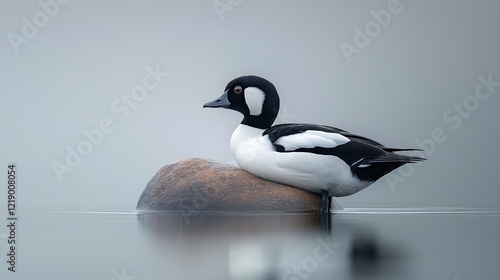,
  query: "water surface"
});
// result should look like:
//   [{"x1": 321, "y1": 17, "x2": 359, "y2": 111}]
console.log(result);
[{"x1": 1, "y1": 208, "x2": 499, "y2": 280}]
